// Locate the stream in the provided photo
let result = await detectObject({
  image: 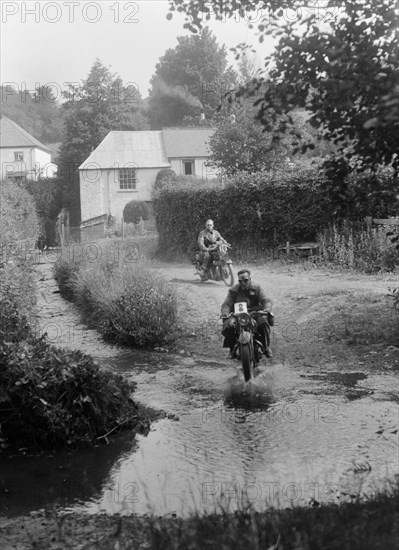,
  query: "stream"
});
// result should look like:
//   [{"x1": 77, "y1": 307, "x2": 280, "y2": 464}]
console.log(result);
[{"x1": 0, "y1": 258, "x2": 398, "y2": 518}]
